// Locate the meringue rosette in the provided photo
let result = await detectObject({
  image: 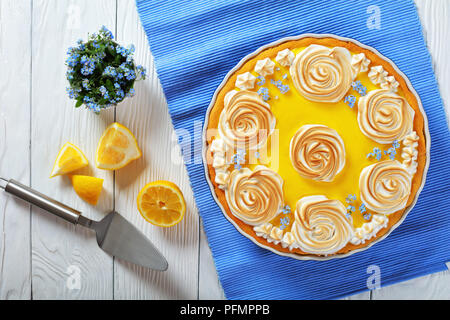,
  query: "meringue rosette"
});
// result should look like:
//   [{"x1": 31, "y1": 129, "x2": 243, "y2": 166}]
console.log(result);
[
  {"x1": 359, "y1": 160, "x2": 412, "y2": 214},
  {"x1": 289, "y1": 124, "x2": 346, "y2": 182},
  {"x1": 290, "y1": 44, "x2": 354, "y2": 103},
  {"x1": 357, "y1": 89, "x2": 414, "y2": 144},
  {"x1": 225, "y1": 166, "x2": 284, "y2": 226},
  {"x1": 218, "y1": 90, "x2": 276, "y2": 150},
  {"x1": 291, "y1": 195, "x2": 354, "y2": 255}
]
